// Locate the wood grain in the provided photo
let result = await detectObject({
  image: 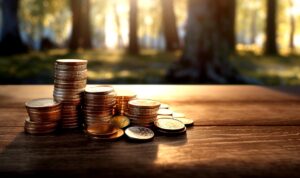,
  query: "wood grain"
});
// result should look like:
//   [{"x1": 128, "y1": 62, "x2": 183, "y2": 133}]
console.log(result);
[{"x1": 0, "y1": 85, "x2": 300, "y2": 178}]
